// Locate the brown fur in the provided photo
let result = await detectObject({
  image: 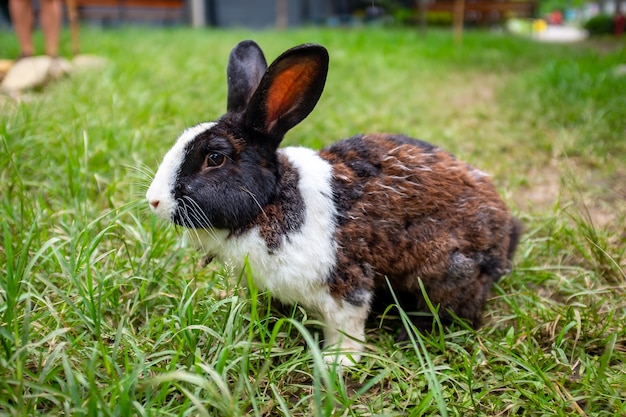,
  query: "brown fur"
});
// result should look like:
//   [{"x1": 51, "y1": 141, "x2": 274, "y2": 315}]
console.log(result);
[
  {"x1": 319, "y1": 133, "x2": 520, "y2": 327},
  {"x1": 249, "y1": 154, "x2": 305, "y2": 252}
]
